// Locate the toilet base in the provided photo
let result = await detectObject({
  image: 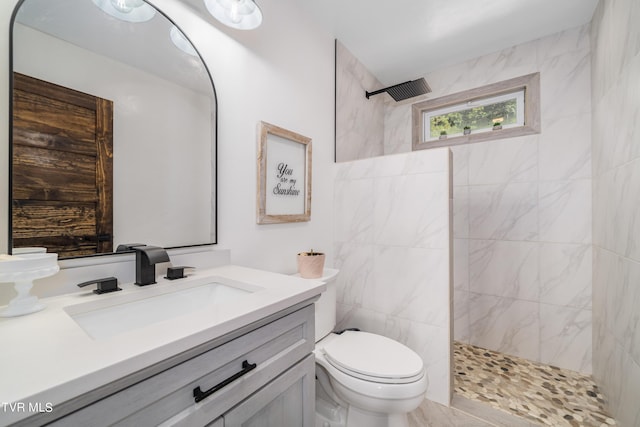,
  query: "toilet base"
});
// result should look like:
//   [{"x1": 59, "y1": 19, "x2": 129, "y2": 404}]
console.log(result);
[
  {"x1": 316, "y1": 376, "x2": 347, "y2": 426},
  {"x1": 347, "y1": 406, "x2": 409, "y2": 427},
  {"x1": 315, "y1": 402, "x2": 410, "y2": 427},
  {"x1": 316, "y1": 374, "x2": 411, "y2": 427}
]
